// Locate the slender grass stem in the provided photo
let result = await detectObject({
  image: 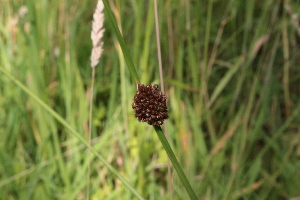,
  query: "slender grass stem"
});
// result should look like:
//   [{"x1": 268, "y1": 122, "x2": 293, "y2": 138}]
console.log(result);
[
  {"x1": 153, "y1": 0, "x2": 172, "y2": 199},
  {"x1": 102, "y1": 0, "x2": 140, "y2": 83},
  {"x1": 154, "y1": 126, "x2": 198, "y2": 200},
  {"x1": 86, "y1": 67, "x2": 95, "y2": 199},
  {"x1": 282, "y1": 11, "x2": 291, "y2": 117}
]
